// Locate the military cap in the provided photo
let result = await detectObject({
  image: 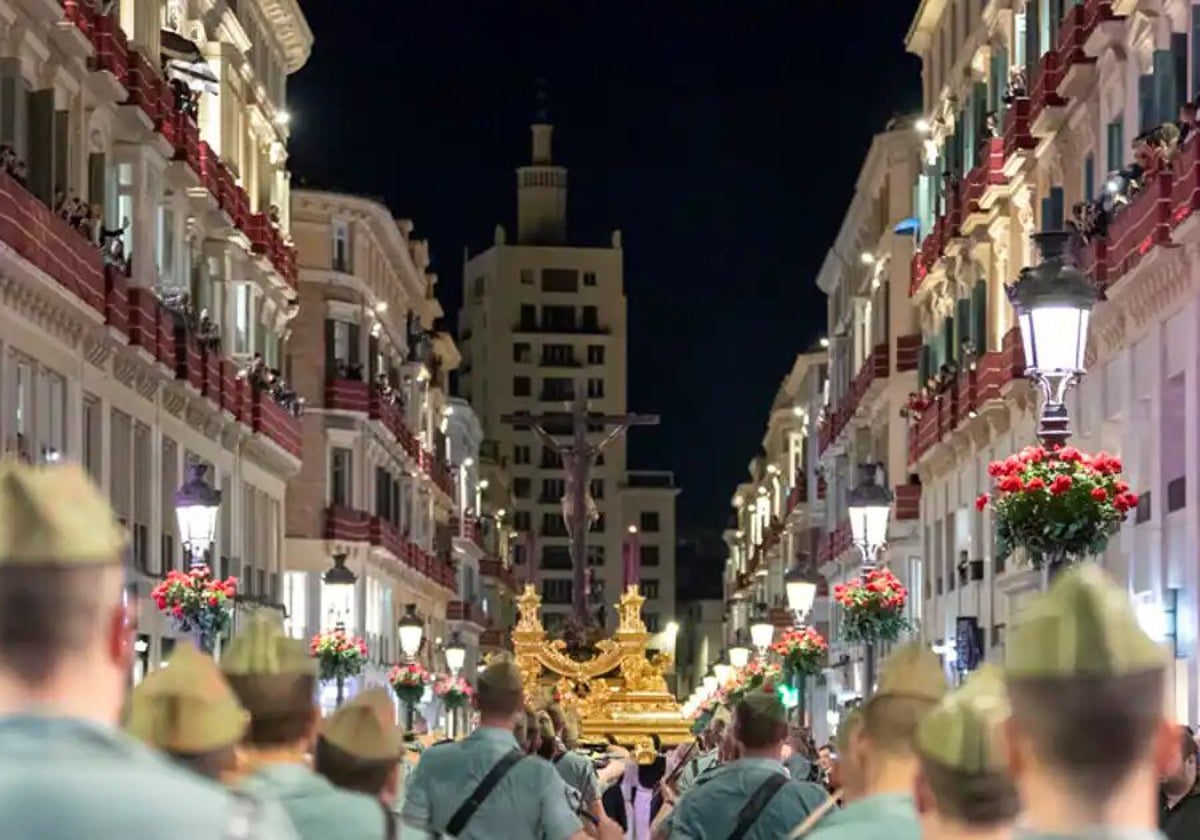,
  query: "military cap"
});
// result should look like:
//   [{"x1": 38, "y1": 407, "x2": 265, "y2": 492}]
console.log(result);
[
  {"x1": 478, "y1": 659, "x2": 524, "y2": 693},
  {"x1": 221, "y1": 614, "x2": 316, "y2": 716},
  {"x1": 873, "y1": 642, "x2": 948, "y2": 703},
  {"x1": 737, "y1": 688, "x2": 788, "y2": 725},
  {"x1": 916, "y1": 665, "x2": 1010, "y2": 774},
  {"x1": 126, "y1": 644, "x2": 248, "y2": 753},
  {"x1": 321, "y1": 688, "x2": 404, "y2": 761},
  {"x1": 1006, "y1": 564, "x2": 1167, "y2": 679},
  {"x1": 0, "y1": 459, "x2": 127, "y2": 564}
]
